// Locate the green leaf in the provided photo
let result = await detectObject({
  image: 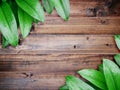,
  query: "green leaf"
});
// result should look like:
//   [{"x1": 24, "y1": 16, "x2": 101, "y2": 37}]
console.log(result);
[
  {"x1": 59, "y1": 85, "x2": 69, "y2": 90},
  {"x1": 51, "y1": 0, "x2": 70, "y2": 20},
  {"x1": 2, "y1": 35, "x2": 9, "y2": 48},
  {"x1": 66, "y1": 75, "x2": 95, "y2": 90},
  {"x1": 42, "y1": 0, "x2": 54, "y2": 14},
  {"x1": 78, "y1": 69, "x2": 107, "y2": 90},
  {"x1": 2, "y1": 0, "x2": 7, "y2": 2},
  {"x1": 103, "y1": 59, "x2": 120, "y2": 90},
  {"x1": 0, "y1": 2, "x2": 18, "y2": 46},
  {"x1": 16, "y1": 0, "x2": 45, "y2": 22},
  {"x1": 8, "y1": 1, "x2": 19, "y2": 26},
  {"x1": 114, "y1": 35, "x2": 120, "y2": 50},
  {"x1": 33, "y1": 19, "x2": 39, "y2": 23},
  {"x1": 86, "y1": 82, "x2": 102, "y2": 90},
  {"x1": 99, "y1": 64, "x2": 103, "y2": 73},
  {"x1": 18, "y1": 8, "x2": 33, "y2": 38},
  {"x1": 114, "y1": 54, "x2": 120, "y2": 66}
]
